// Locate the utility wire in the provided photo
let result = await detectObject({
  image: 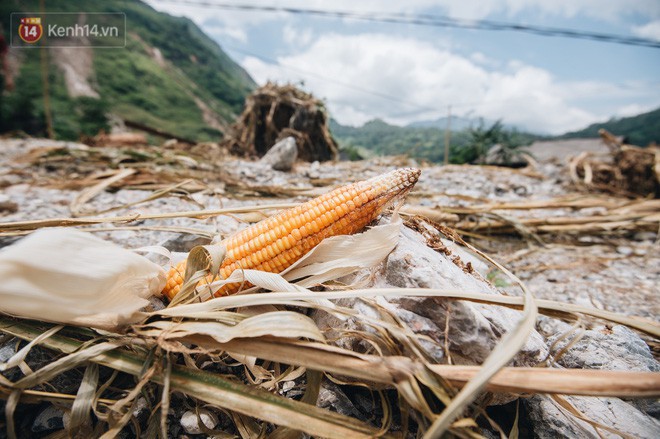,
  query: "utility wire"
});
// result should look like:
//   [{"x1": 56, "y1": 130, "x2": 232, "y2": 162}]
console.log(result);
[
  {"x1": 156, "y1": 0, "x2": 660, "y2": 49},
  {"x1": 221, "y1": 42, "x2": 513, "y2": 117},
  {"x1": 220, "y1": 43, "x2": 660, "y2": 121},
  {"x1": 221, "y1": 43, "x2": 437, "y2": 112}
]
